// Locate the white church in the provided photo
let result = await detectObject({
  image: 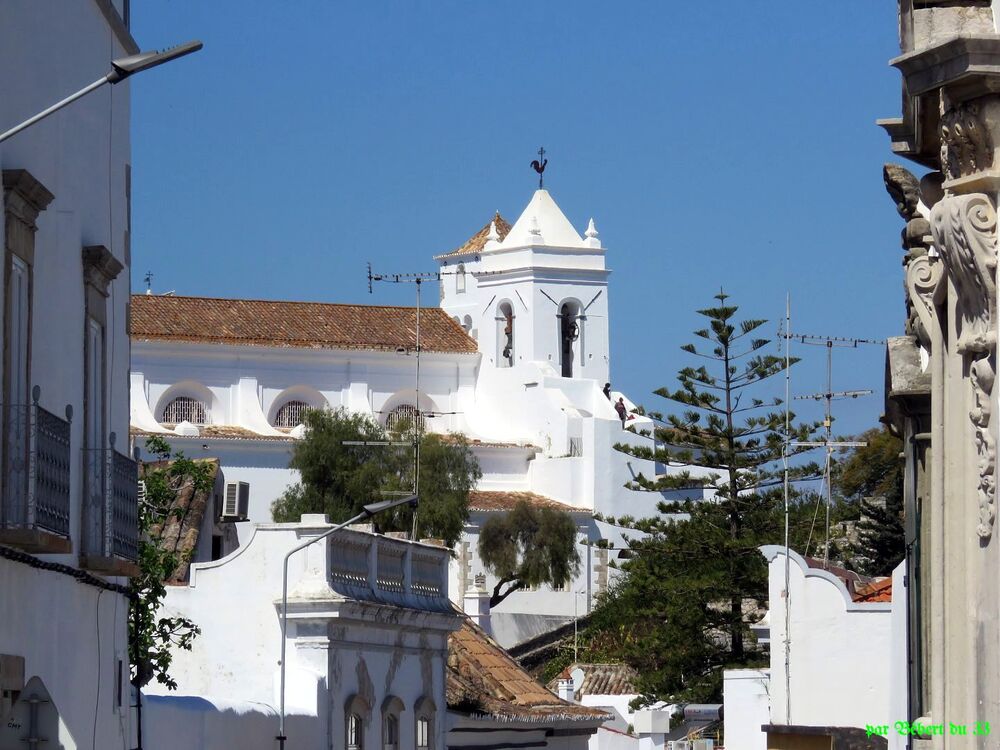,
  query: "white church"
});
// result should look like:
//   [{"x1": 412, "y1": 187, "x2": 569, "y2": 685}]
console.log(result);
[{"x1": 129, "y1": 186, "x2": 706, "y2": 646}]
